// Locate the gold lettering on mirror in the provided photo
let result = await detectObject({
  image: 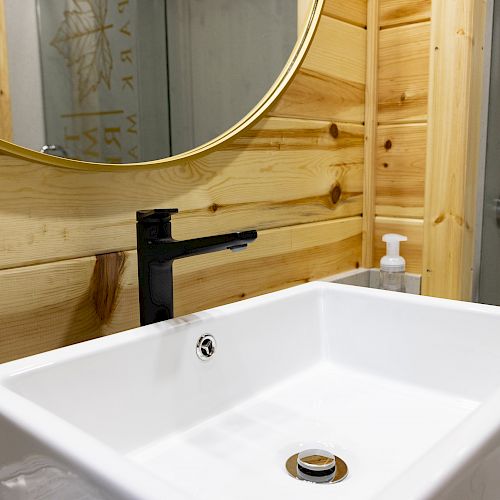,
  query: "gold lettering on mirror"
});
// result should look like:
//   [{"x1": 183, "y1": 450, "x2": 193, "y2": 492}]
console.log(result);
[
  {"x1": 50, "y1": 0, "x2": 113, "y2": 103},
  {"x1": 48, "y1": 0, "x2": 139, "y2": 163}
]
